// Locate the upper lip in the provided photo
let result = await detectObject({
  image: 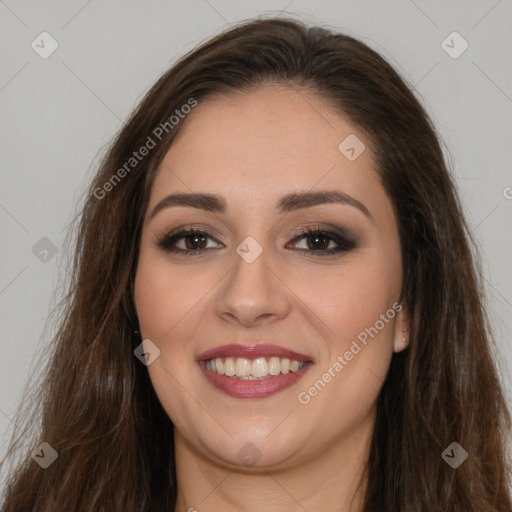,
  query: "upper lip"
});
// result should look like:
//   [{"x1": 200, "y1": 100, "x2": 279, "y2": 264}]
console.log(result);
[{"x1": 197, "y1": 343, "x2": 313, "y2": 362}]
